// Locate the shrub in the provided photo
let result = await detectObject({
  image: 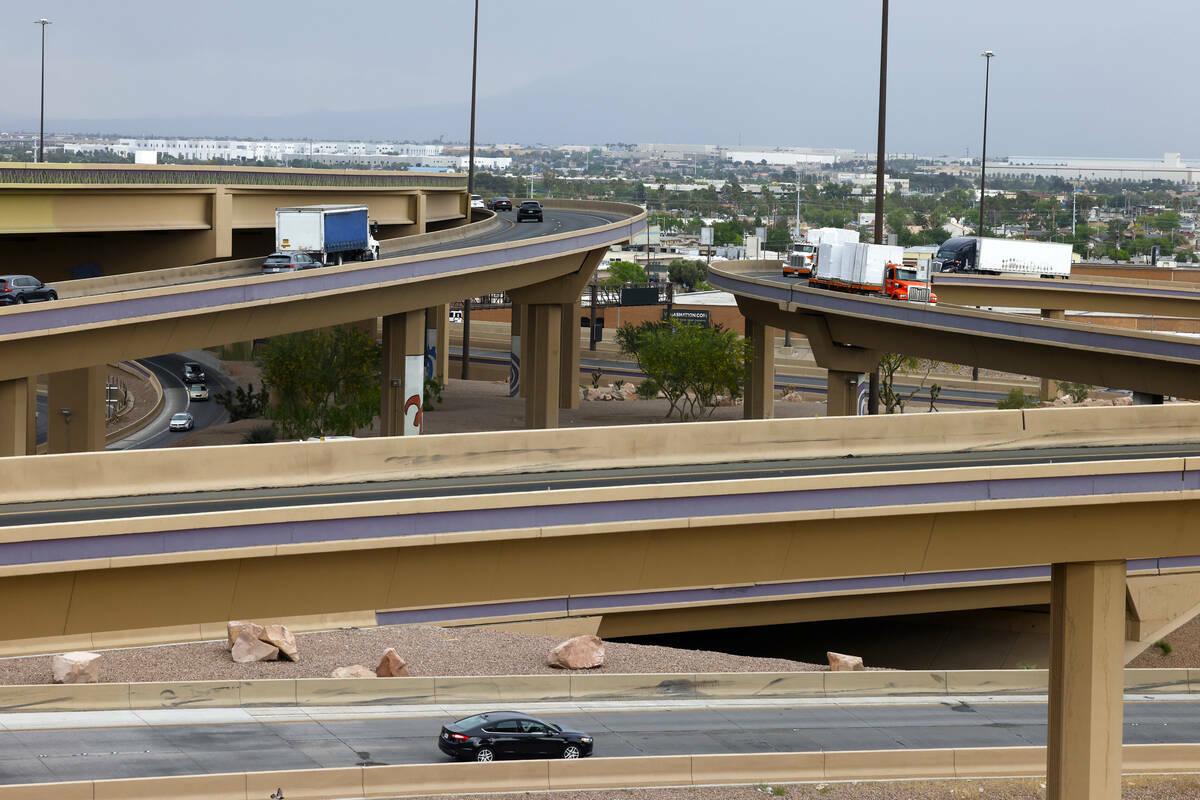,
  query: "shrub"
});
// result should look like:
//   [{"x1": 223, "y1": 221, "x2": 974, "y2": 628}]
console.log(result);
[
  {"x1": 997, "y1": 387, "x2": 1037, "y2": 409},
  {"x1": 241, "y1": 423, "x2": 277, "y2": 444}
]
